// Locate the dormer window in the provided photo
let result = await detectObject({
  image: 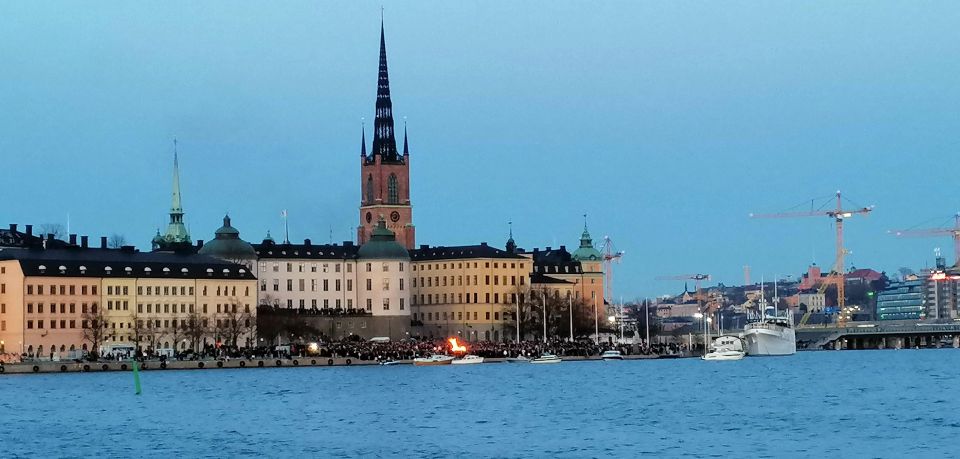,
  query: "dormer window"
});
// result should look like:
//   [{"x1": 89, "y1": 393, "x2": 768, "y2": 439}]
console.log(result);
[
  {"x1": 58, "y1": 265, "x2": 67, "y2": 274},
  {"x1": 38, "y1": 265, "x2": 47, "y2": 273},
  {"x1": 162, "y1": 267, "x2": 170, "y2": 274},
  {"x1": 181, "y1": 268, "x2": 189, "y2": 274},
  {"x1": 144, "y1": 267, "x2": 151, "y2": 274},
  {"x1": 125, "y1": 267, "x2": 132, "y2": 275},
  {"x1": 79, "y1": 266, "x2": 87, "y2": 275},
  {"x1": 104, "y1": 266, "x2": 112, "y2": 274}
]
